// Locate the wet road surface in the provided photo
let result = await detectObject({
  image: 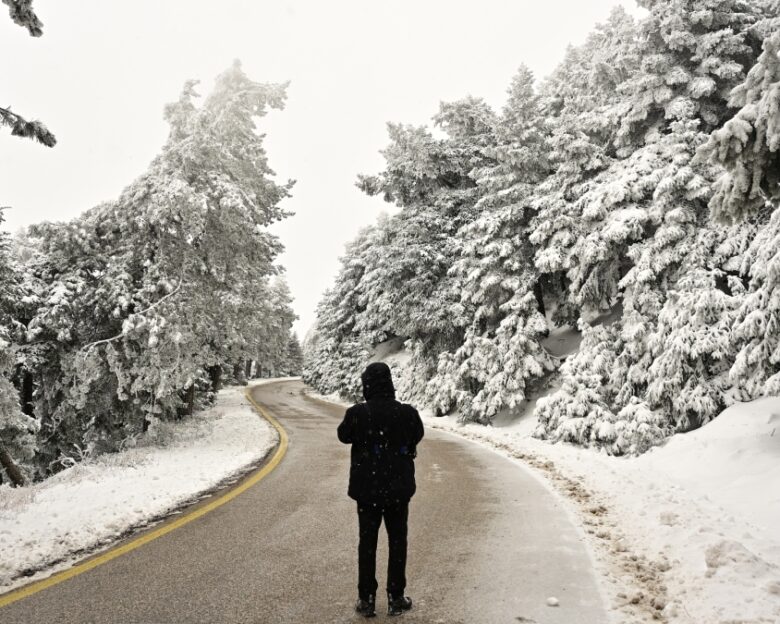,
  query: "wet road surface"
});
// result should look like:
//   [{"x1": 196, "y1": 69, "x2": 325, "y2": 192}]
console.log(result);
[{"x1": 0, "y1": 379, "x2": 608, "y2": 623}]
